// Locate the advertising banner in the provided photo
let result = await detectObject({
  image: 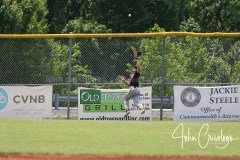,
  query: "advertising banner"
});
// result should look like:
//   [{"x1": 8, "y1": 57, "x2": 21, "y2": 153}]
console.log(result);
[
  {"x1": 174, "y1": 85, "x2": 240, "y2": 121},
  {"x1": 78, "y1": 86, "x2": 152, "y2": 121},
  {"x1": 0, "y1": 86, "x2": 52, "y2": 119}
]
